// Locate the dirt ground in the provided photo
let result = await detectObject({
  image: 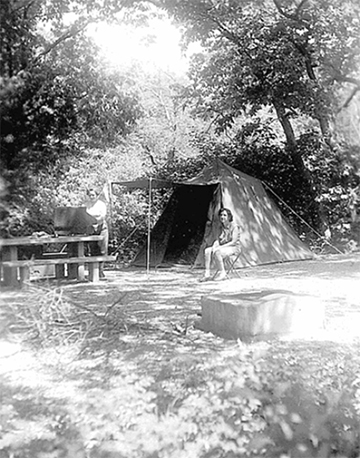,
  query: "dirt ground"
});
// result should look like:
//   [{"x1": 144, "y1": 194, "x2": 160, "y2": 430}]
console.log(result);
[
  {"x1": 0, "y1": 252, "x2": 359, "y2": 457},
  {"x1": 41, "y1": 251, "x2": 360, "y2": 339},
  {"x1": 109, "y1": 253, "x2": 356, "y2": 337},
  {"x1": 1, "y1": 251, "x2": 360, "y2": 343}
]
